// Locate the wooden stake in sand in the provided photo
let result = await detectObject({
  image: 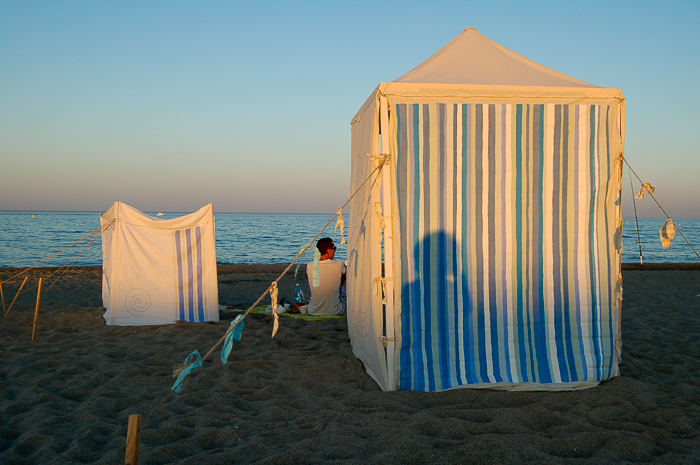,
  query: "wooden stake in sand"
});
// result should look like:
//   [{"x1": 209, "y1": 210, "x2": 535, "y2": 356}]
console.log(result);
[
  {"x1": 124, "y1": 414, "x2": 142, "y2": 465},
  {"x1": 5, "y1": 276, "x2": 28, "y2": 317},
  {"x1": 31, "y1": 278, "x2": 42, "y2": 341},
  {"x1": 0, "y1": 276, "x2": 5, "y2": 314}
]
